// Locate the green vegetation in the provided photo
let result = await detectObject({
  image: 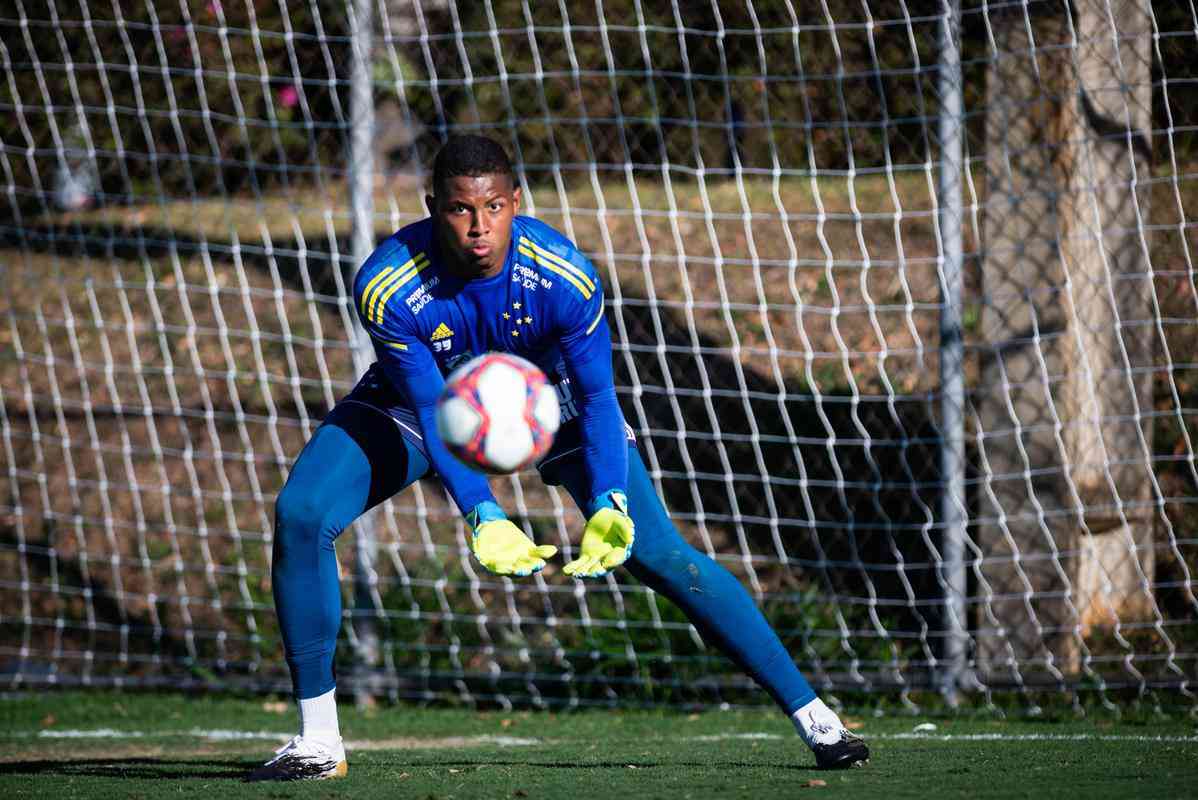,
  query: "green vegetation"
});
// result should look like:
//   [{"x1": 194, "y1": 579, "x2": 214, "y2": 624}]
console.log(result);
[{"x1": 0, "y1": 692, "x2": 1195, "y2": 799}]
